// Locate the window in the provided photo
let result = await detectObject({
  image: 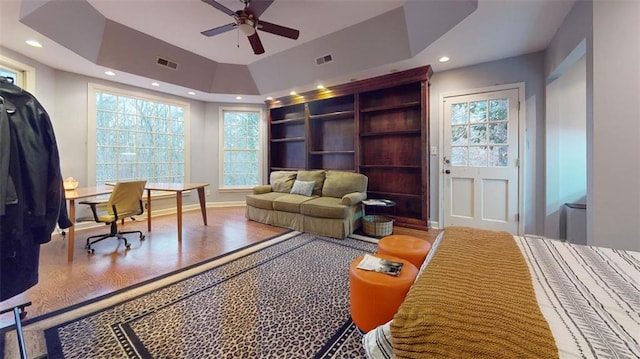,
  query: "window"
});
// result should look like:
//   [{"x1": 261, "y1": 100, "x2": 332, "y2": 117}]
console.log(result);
[
  {"x1": 450, "y1": 98, "x2": 509, "y2": 167},
  {"x1": 0, "y1": 55, "x2": 35, "y2": 91},
  {"x1": 220, "y1": 108, "x2": 262, "y2": 189},
  {"x1": 0, "y1": 68, "x2": 19, "y2": 84},
  {"x1": 89, "y1": 84, "x2": 189, "y2": 185}
]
